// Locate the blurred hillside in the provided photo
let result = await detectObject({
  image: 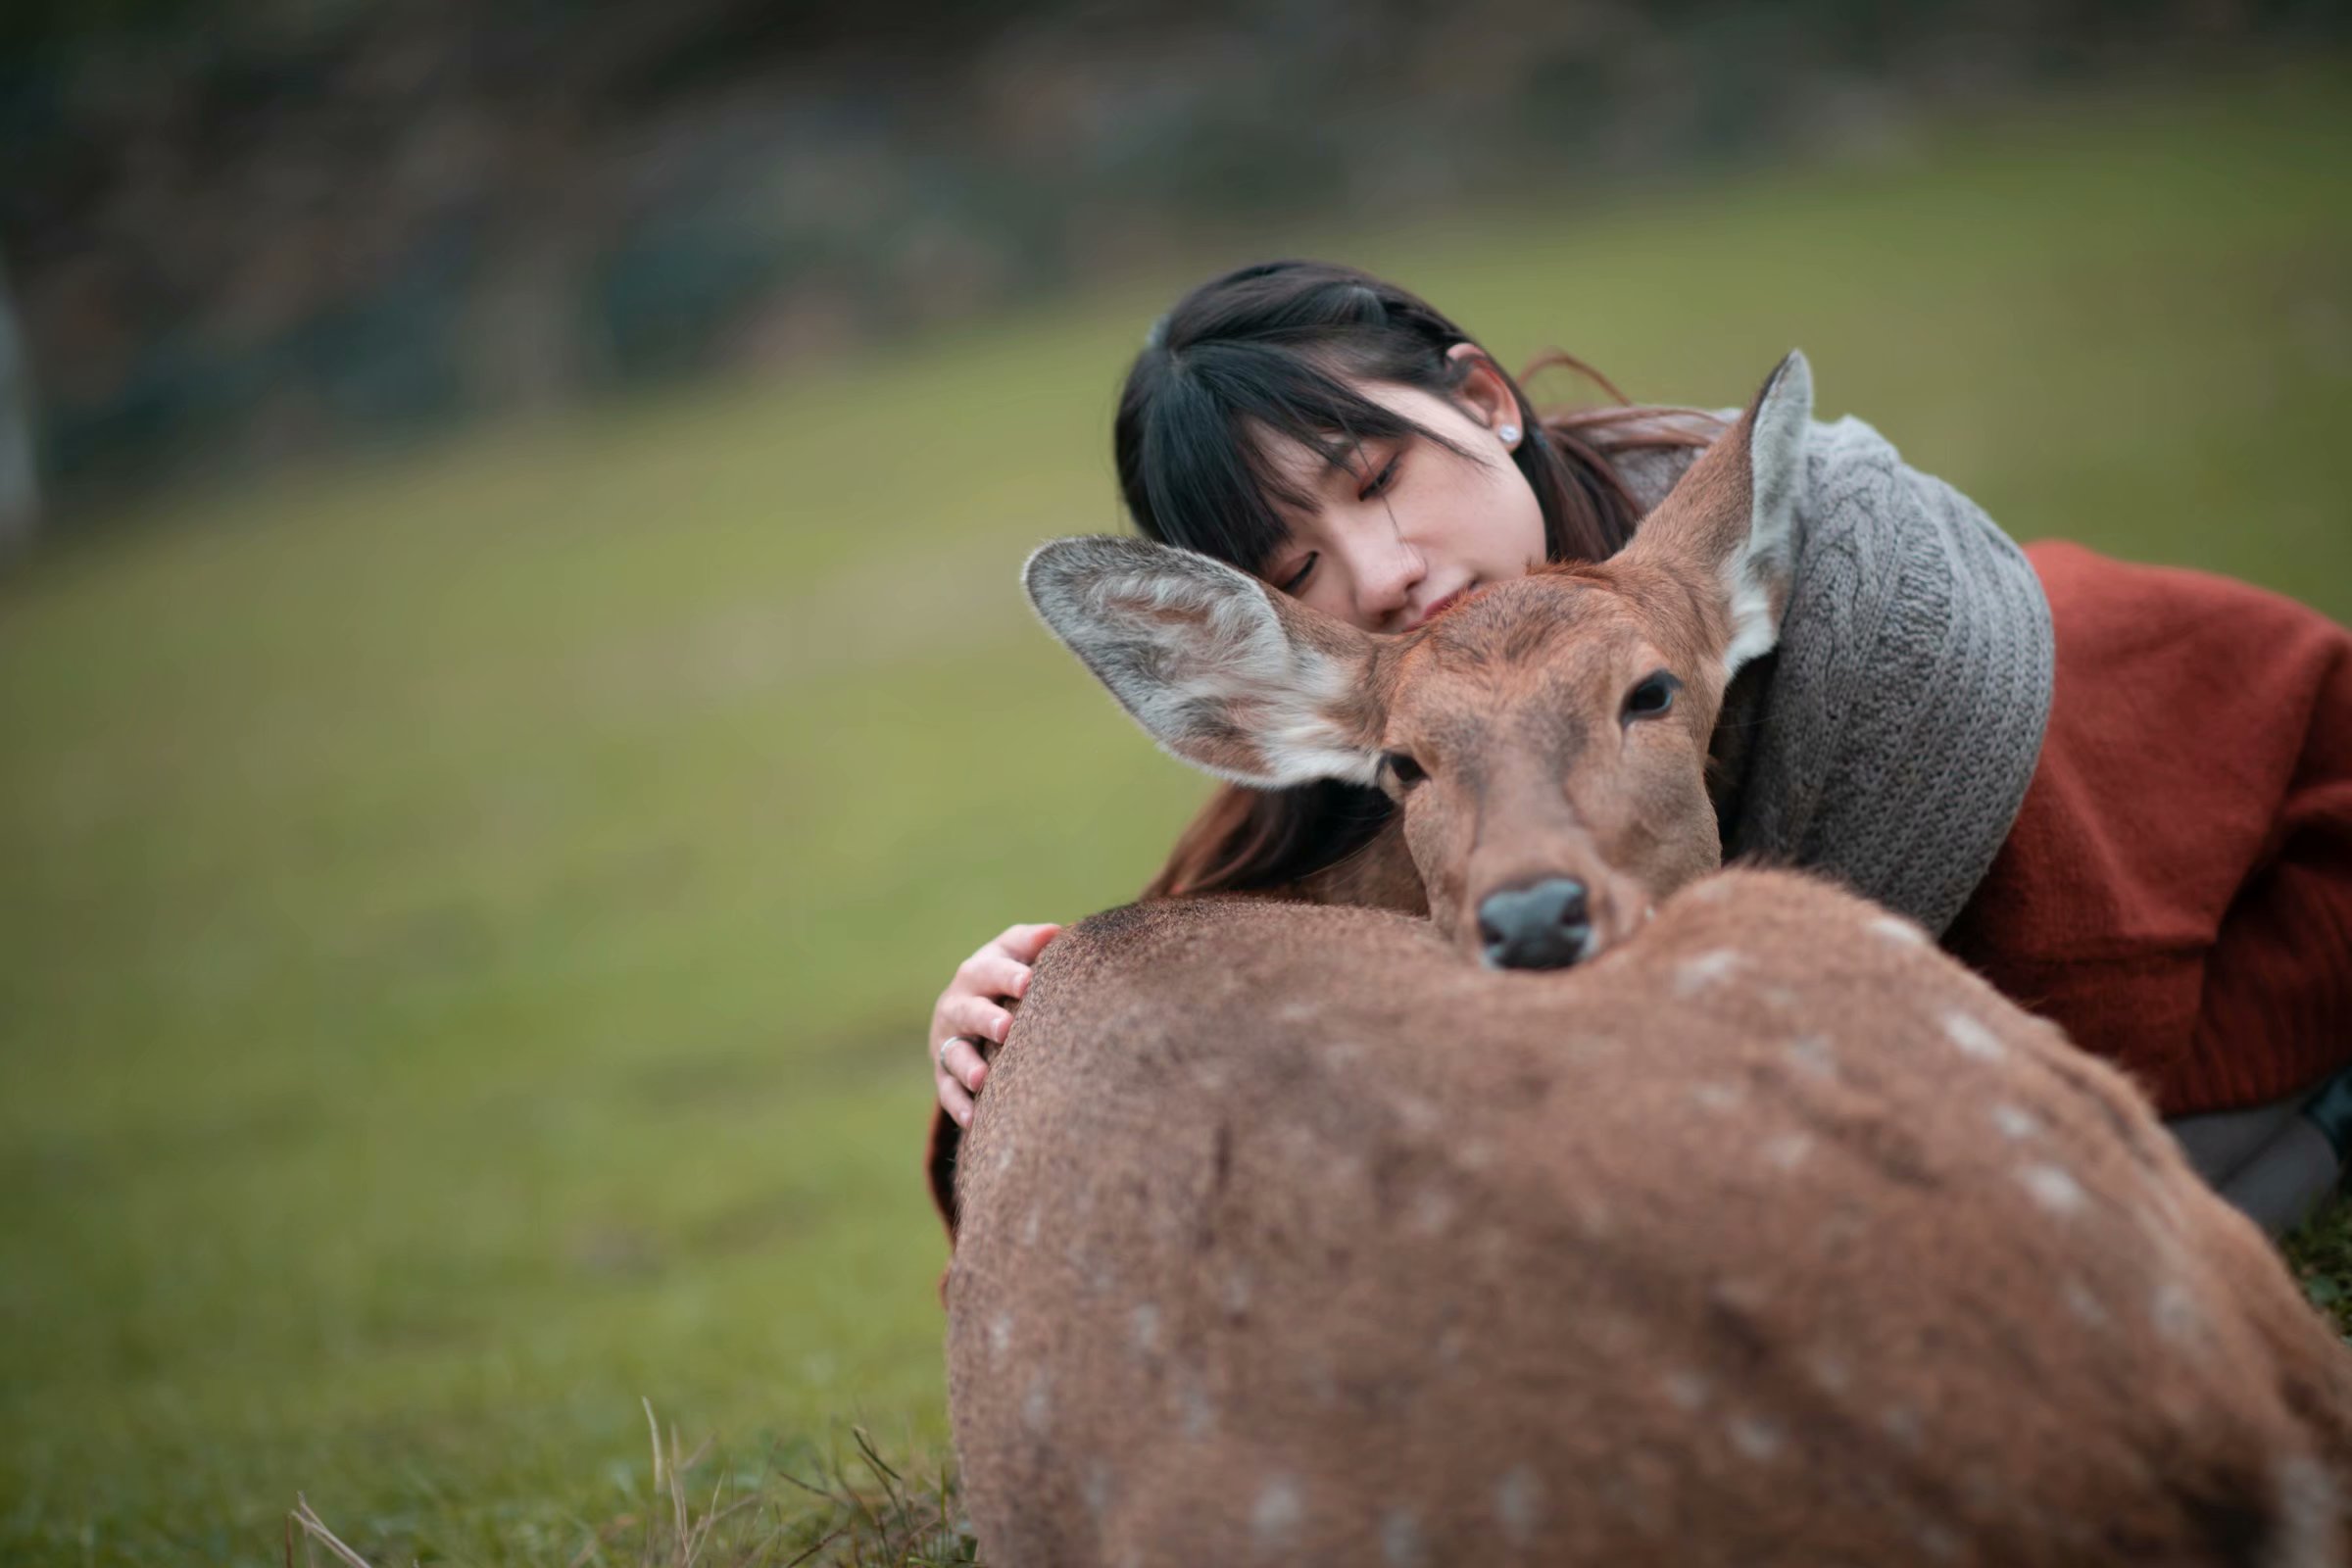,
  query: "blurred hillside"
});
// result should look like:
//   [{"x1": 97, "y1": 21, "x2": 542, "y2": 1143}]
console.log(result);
[{"x1": 4, "y1": 0, "x2": 2345, "y2": 517}]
